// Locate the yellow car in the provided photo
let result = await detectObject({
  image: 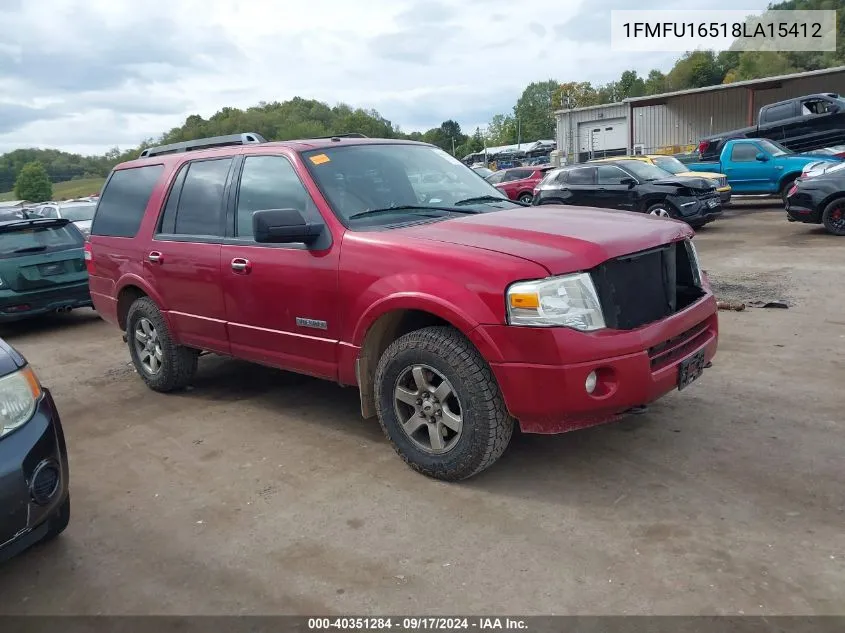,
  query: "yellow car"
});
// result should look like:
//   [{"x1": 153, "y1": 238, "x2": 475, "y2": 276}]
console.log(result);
[{"x1": 591, "y1": 155, "x2": 731, "y2": 204}]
